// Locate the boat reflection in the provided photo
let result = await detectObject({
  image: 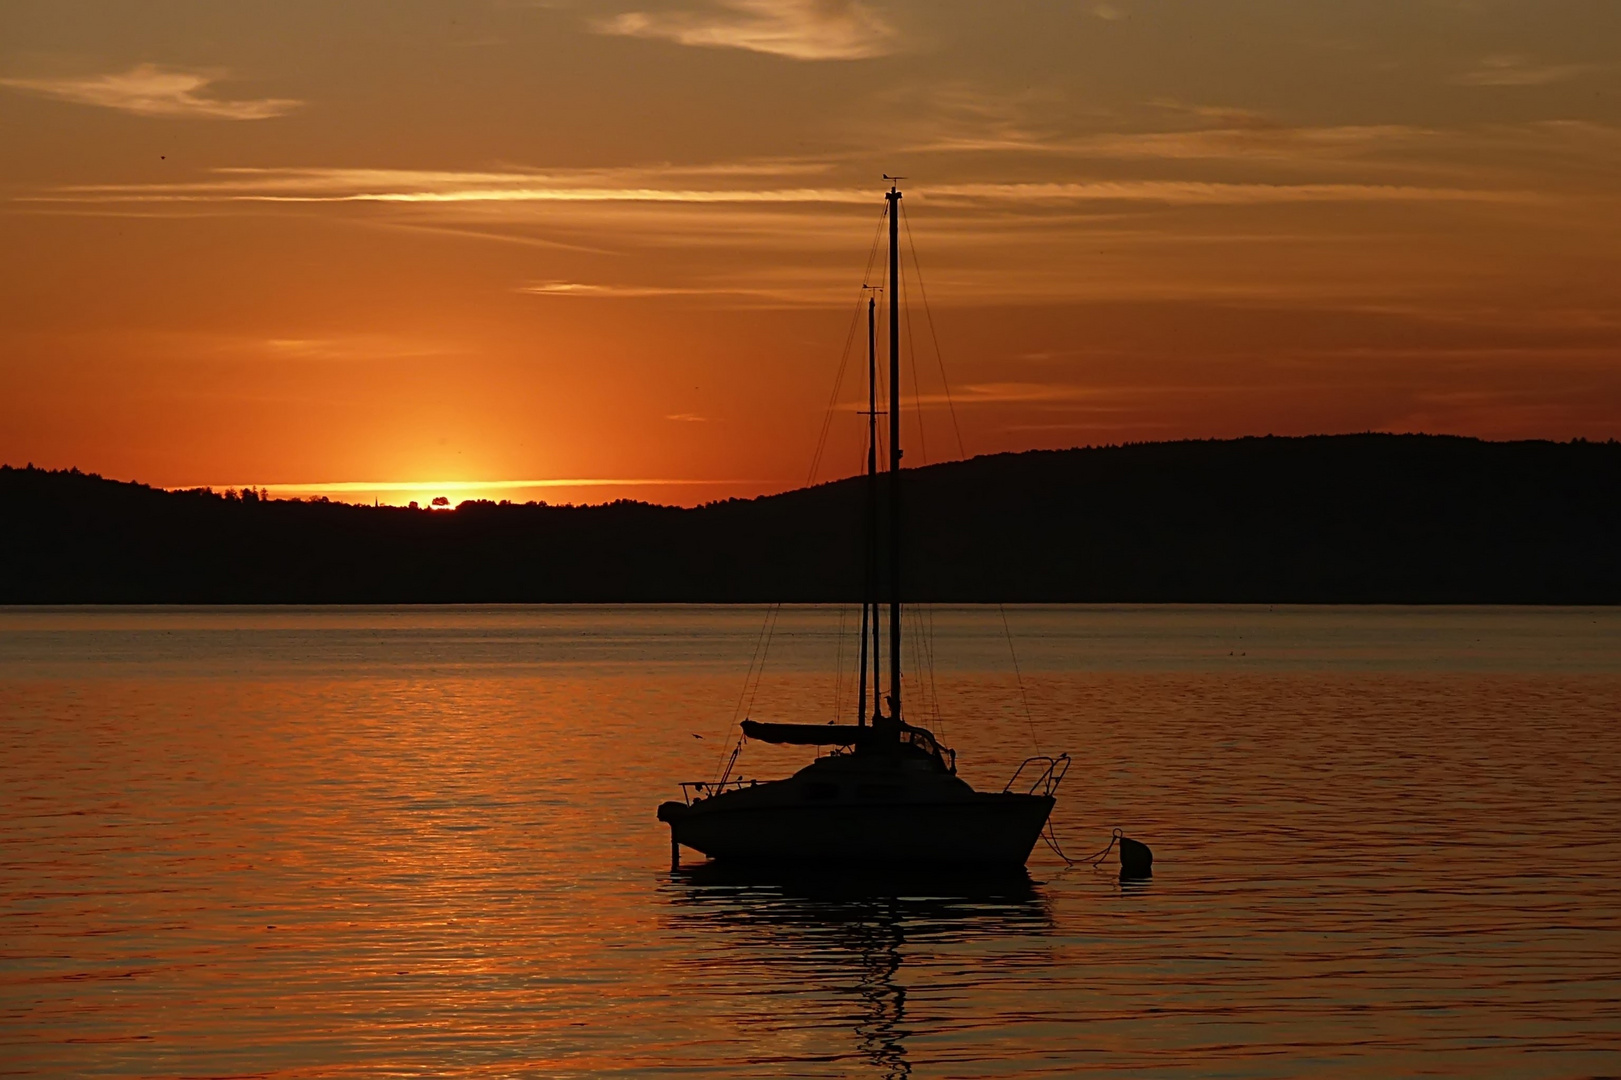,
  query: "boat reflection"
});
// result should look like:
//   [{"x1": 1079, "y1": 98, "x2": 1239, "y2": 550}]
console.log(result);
[{"x1": 661, "y1": 863, "x2": 1055, "y2": 1078}]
